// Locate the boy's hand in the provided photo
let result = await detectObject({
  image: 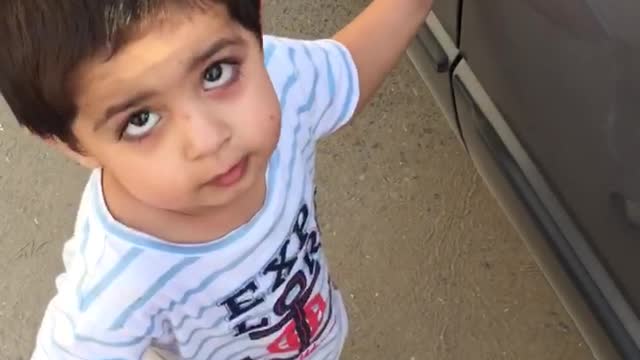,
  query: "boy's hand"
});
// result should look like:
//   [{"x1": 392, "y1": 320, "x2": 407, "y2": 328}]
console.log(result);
[{"x1": 333, "y1": 0, "x2": 433, "y2": 114}]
